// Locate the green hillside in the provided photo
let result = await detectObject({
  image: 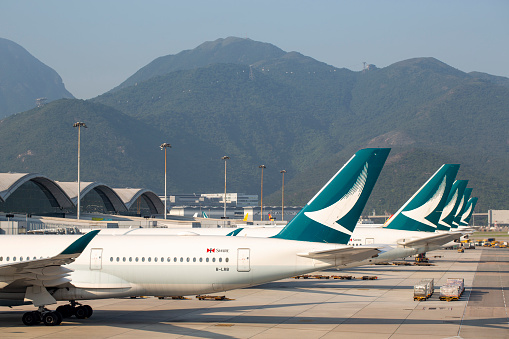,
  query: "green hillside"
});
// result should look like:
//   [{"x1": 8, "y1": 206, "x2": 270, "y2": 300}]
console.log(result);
[
  {"x1": 469, "y1": 71, "x2": 509, "y2": 89},
  {"x1": 111, "y1": 37, "x2": 287, "y2": 92},
  {"x1": 0, "y1": 99, "x2": 166, "y2": 189},
  {"x1": 1, "y1": 38, "x2": 507, "y2": 213},
  {"x1": 94, "y1": 55, "x2": 508, "y2": 212}
]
